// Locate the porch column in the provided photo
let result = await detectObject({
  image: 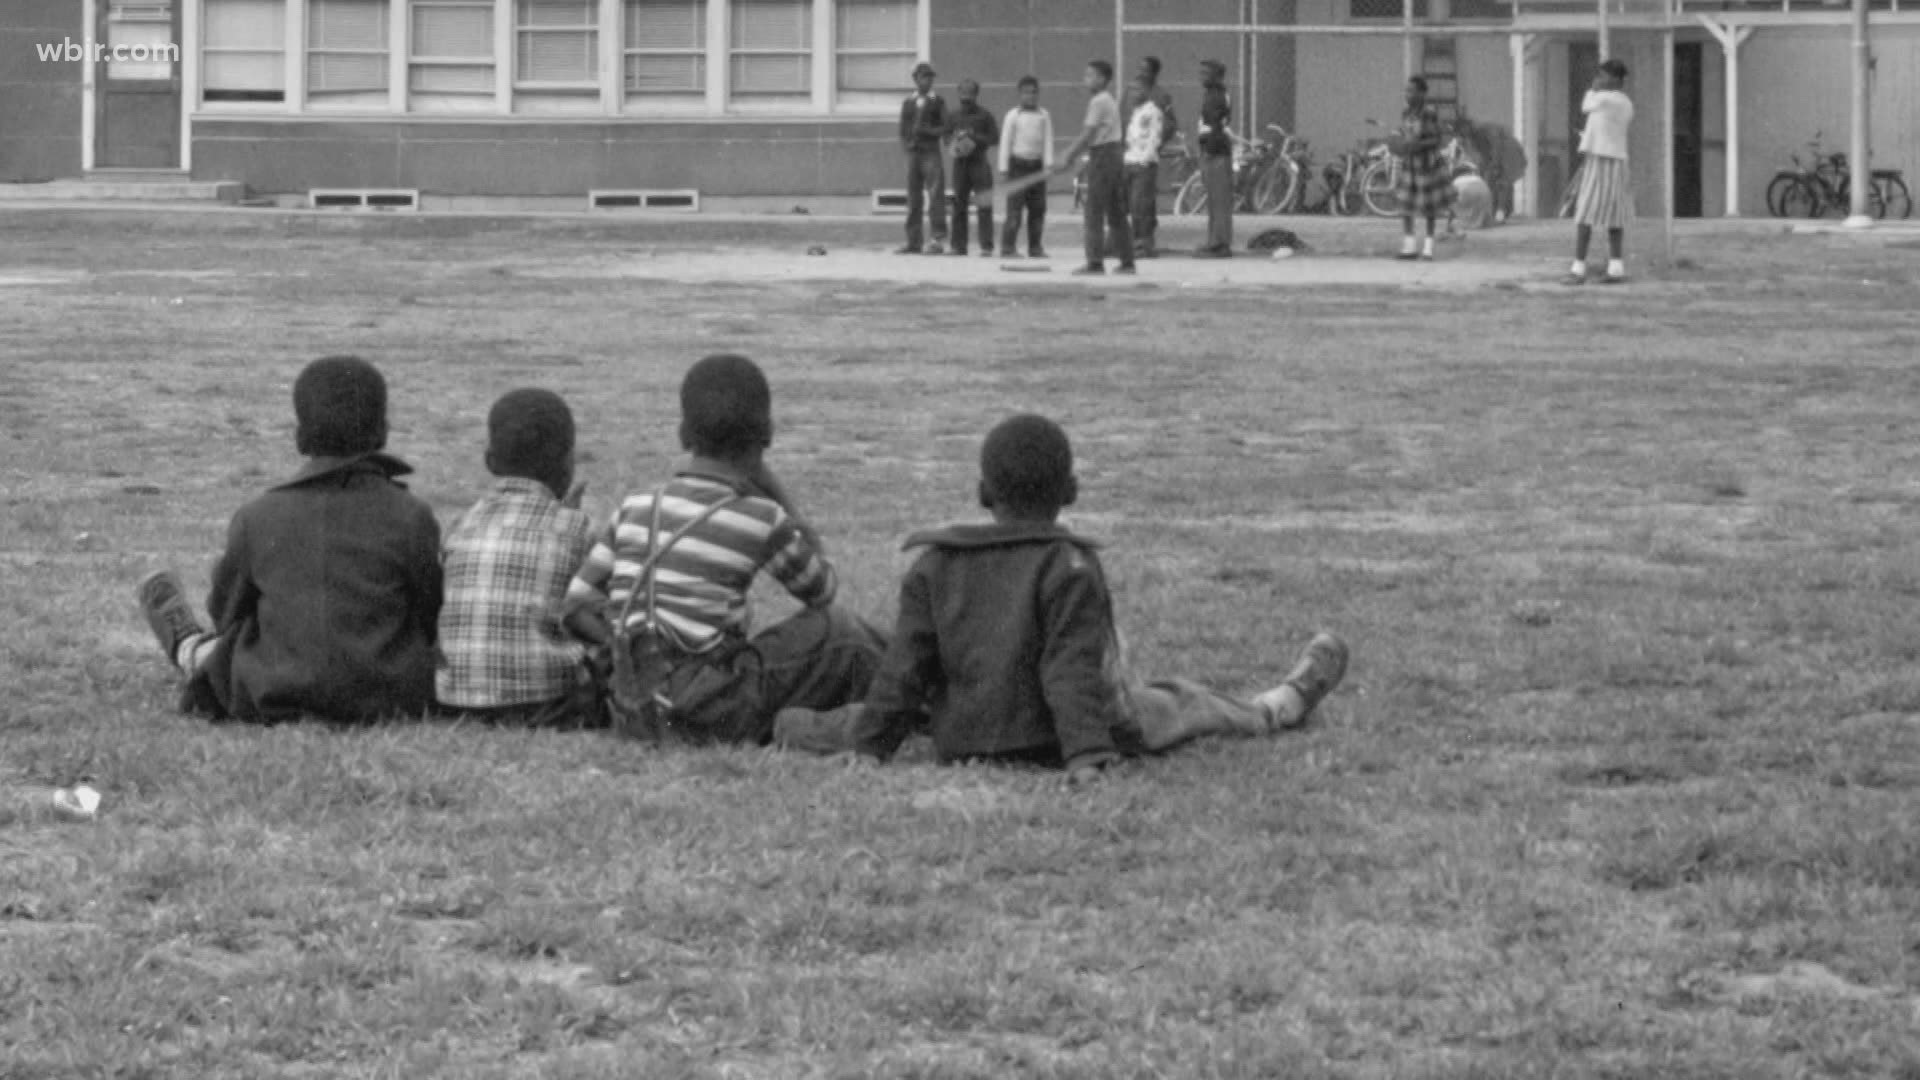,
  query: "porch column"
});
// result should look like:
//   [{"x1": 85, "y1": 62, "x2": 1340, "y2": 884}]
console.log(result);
[
  {"x1": 1510, "y1": 32, "x2": 1534, "y2": 216},
  {"x1": 1698, "y1": 16, "x2": 1752, "y2": 217}
]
